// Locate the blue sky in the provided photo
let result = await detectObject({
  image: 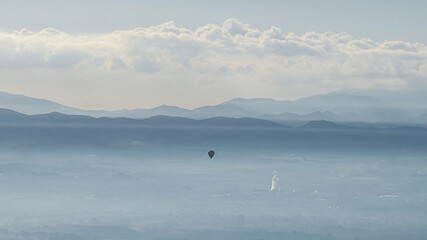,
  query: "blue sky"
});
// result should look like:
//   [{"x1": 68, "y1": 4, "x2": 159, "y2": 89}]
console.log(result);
[
  {"x1": 0, "y1": 1, "x2": 426, "y2": 109},
  {"x1": 1, "y1": 0, "x2": 426, "y2": 43}
]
